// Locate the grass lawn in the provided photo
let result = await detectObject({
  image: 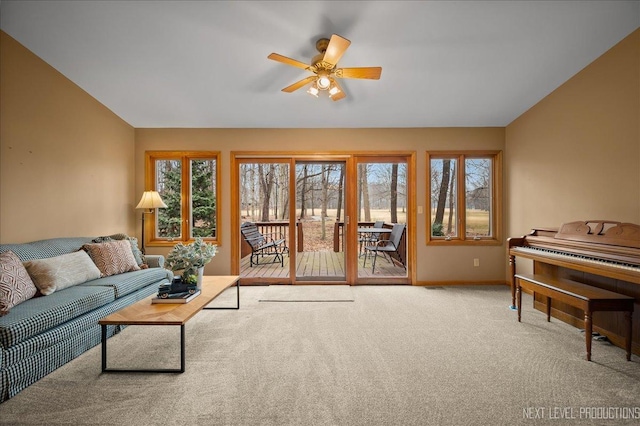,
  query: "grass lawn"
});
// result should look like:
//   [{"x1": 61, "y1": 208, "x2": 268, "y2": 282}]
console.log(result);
[{"x1": 431, "y1": 209, "x2": 490, "y2": 236}]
